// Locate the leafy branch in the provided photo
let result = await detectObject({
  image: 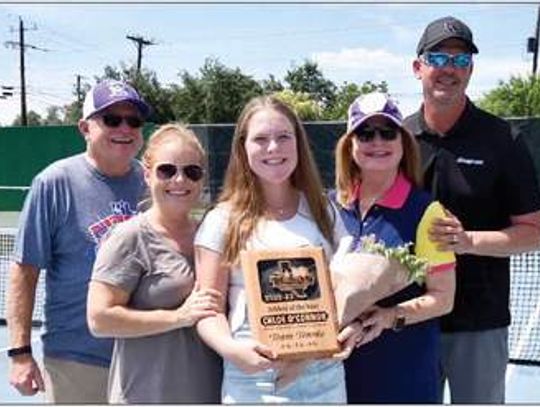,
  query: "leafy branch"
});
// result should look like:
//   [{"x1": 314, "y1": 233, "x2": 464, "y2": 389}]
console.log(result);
[{"x1": 359, "y1": 234, "x2": 428, "y2": 285}]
